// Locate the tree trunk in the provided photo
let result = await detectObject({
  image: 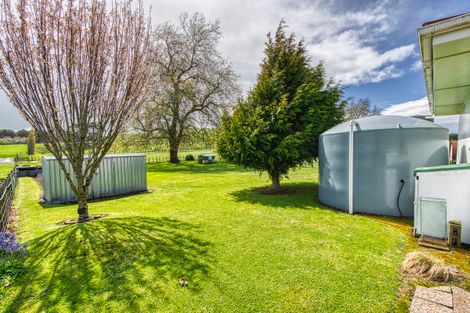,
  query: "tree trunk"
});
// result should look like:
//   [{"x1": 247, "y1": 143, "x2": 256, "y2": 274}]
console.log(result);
[
  {"x1": 270, "y1": 173, "x2": 281, "y2": 190},
  {"x1": 169, "y1": 139, "x2": 180, "y2": 163},
  {"x1": 77, "y1": 194, "x2": 89, "y2": 221}
]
